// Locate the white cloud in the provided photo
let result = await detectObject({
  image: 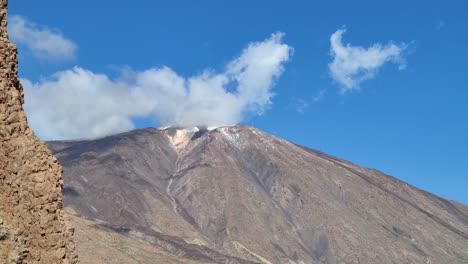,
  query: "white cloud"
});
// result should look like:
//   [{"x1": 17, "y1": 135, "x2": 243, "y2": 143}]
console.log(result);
[
  {"x1": 23, "y1": 33, "x2": 292, "y2": 140},
  {"x1": 8, "y1": 15, "x2": 77, "y2": 60},
  {"x1": 329, "y1": 28, "x2": 406, "y2": 92}
]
